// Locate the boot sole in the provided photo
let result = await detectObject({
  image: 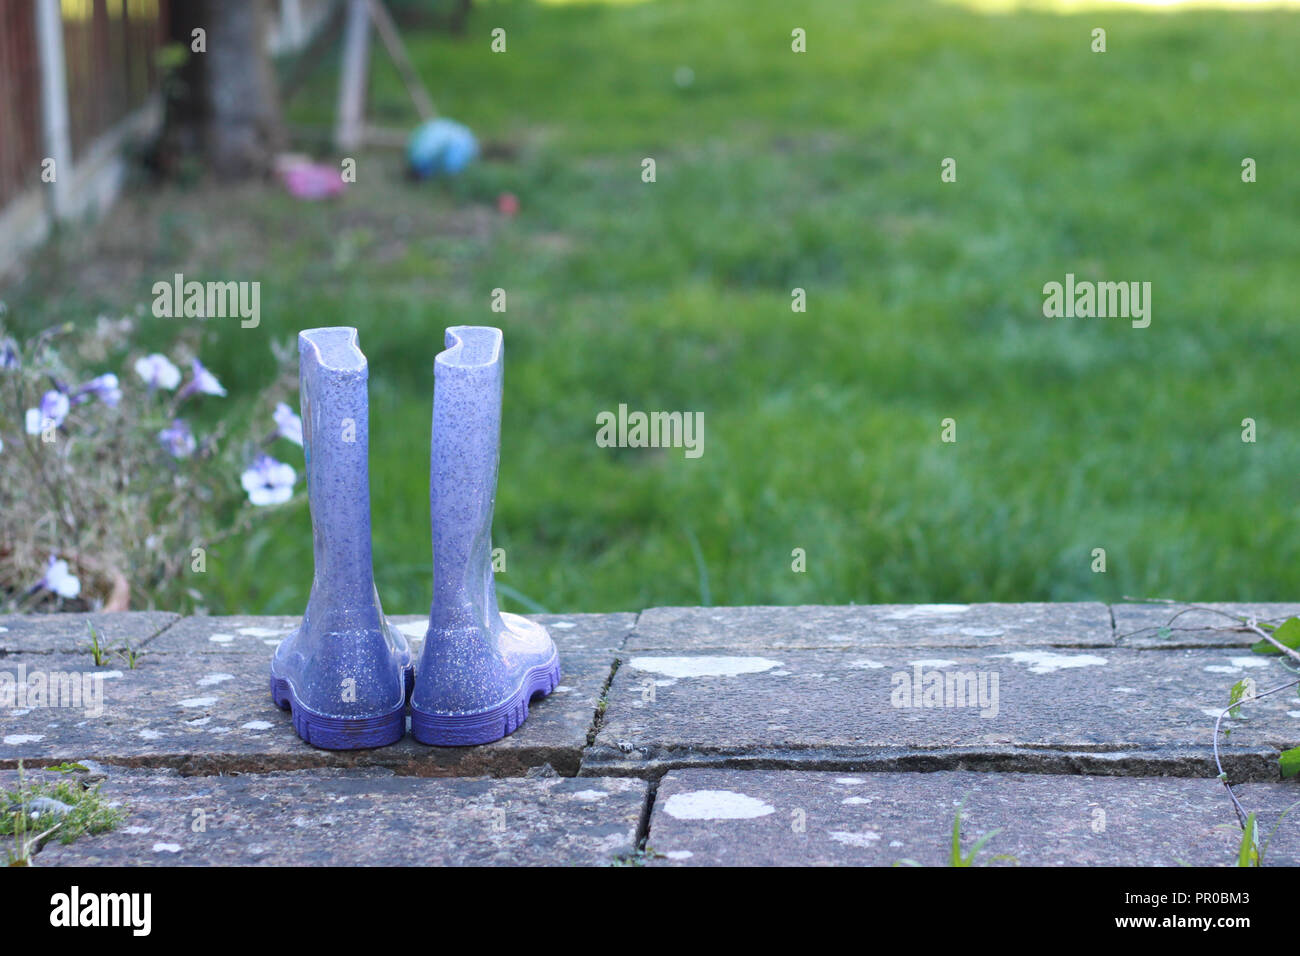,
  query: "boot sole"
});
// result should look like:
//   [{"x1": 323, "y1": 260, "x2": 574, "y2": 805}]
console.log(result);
[
  {"x1": 409, "y1": 655, "x2": 562, "y2": 746},
  {"x1": 271, "y1": 665, "x2": 414, "y2": 751}
]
